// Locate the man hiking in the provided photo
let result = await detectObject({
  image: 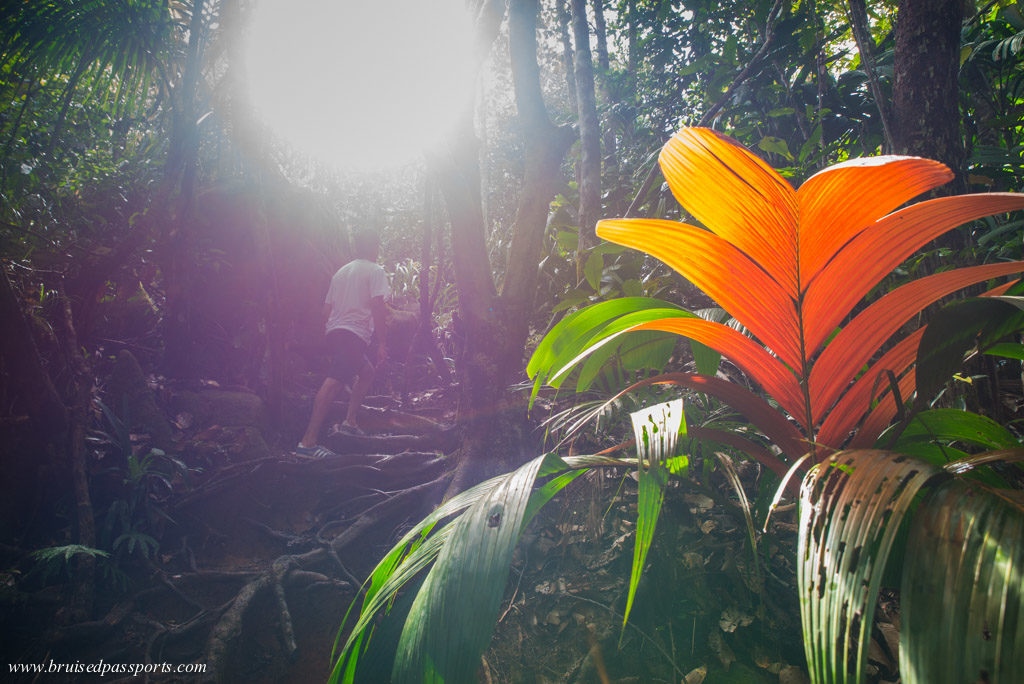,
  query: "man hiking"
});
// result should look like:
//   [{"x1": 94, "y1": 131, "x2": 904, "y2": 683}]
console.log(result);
[{"x1": 296, "y1": 230, "x2": 388, "y2": 458}]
